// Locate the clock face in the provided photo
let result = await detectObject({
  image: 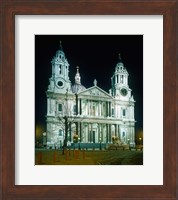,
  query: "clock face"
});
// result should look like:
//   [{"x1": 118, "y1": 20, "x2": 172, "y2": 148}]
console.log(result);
[
  {"x1": 56, "y1": 80, "x2": 64, "y2": 88},
  {"x1": 120, "y1": 88, "x2": 128, "y2": 96}
]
